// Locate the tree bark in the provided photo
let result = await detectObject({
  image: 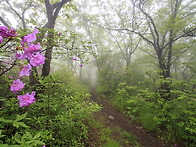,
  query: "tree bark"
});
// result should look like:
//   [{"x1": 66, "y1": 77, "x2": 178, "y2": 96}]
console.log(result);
[{"x1": 41, "y1": 0, "x2": 71, "y2": 77}]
